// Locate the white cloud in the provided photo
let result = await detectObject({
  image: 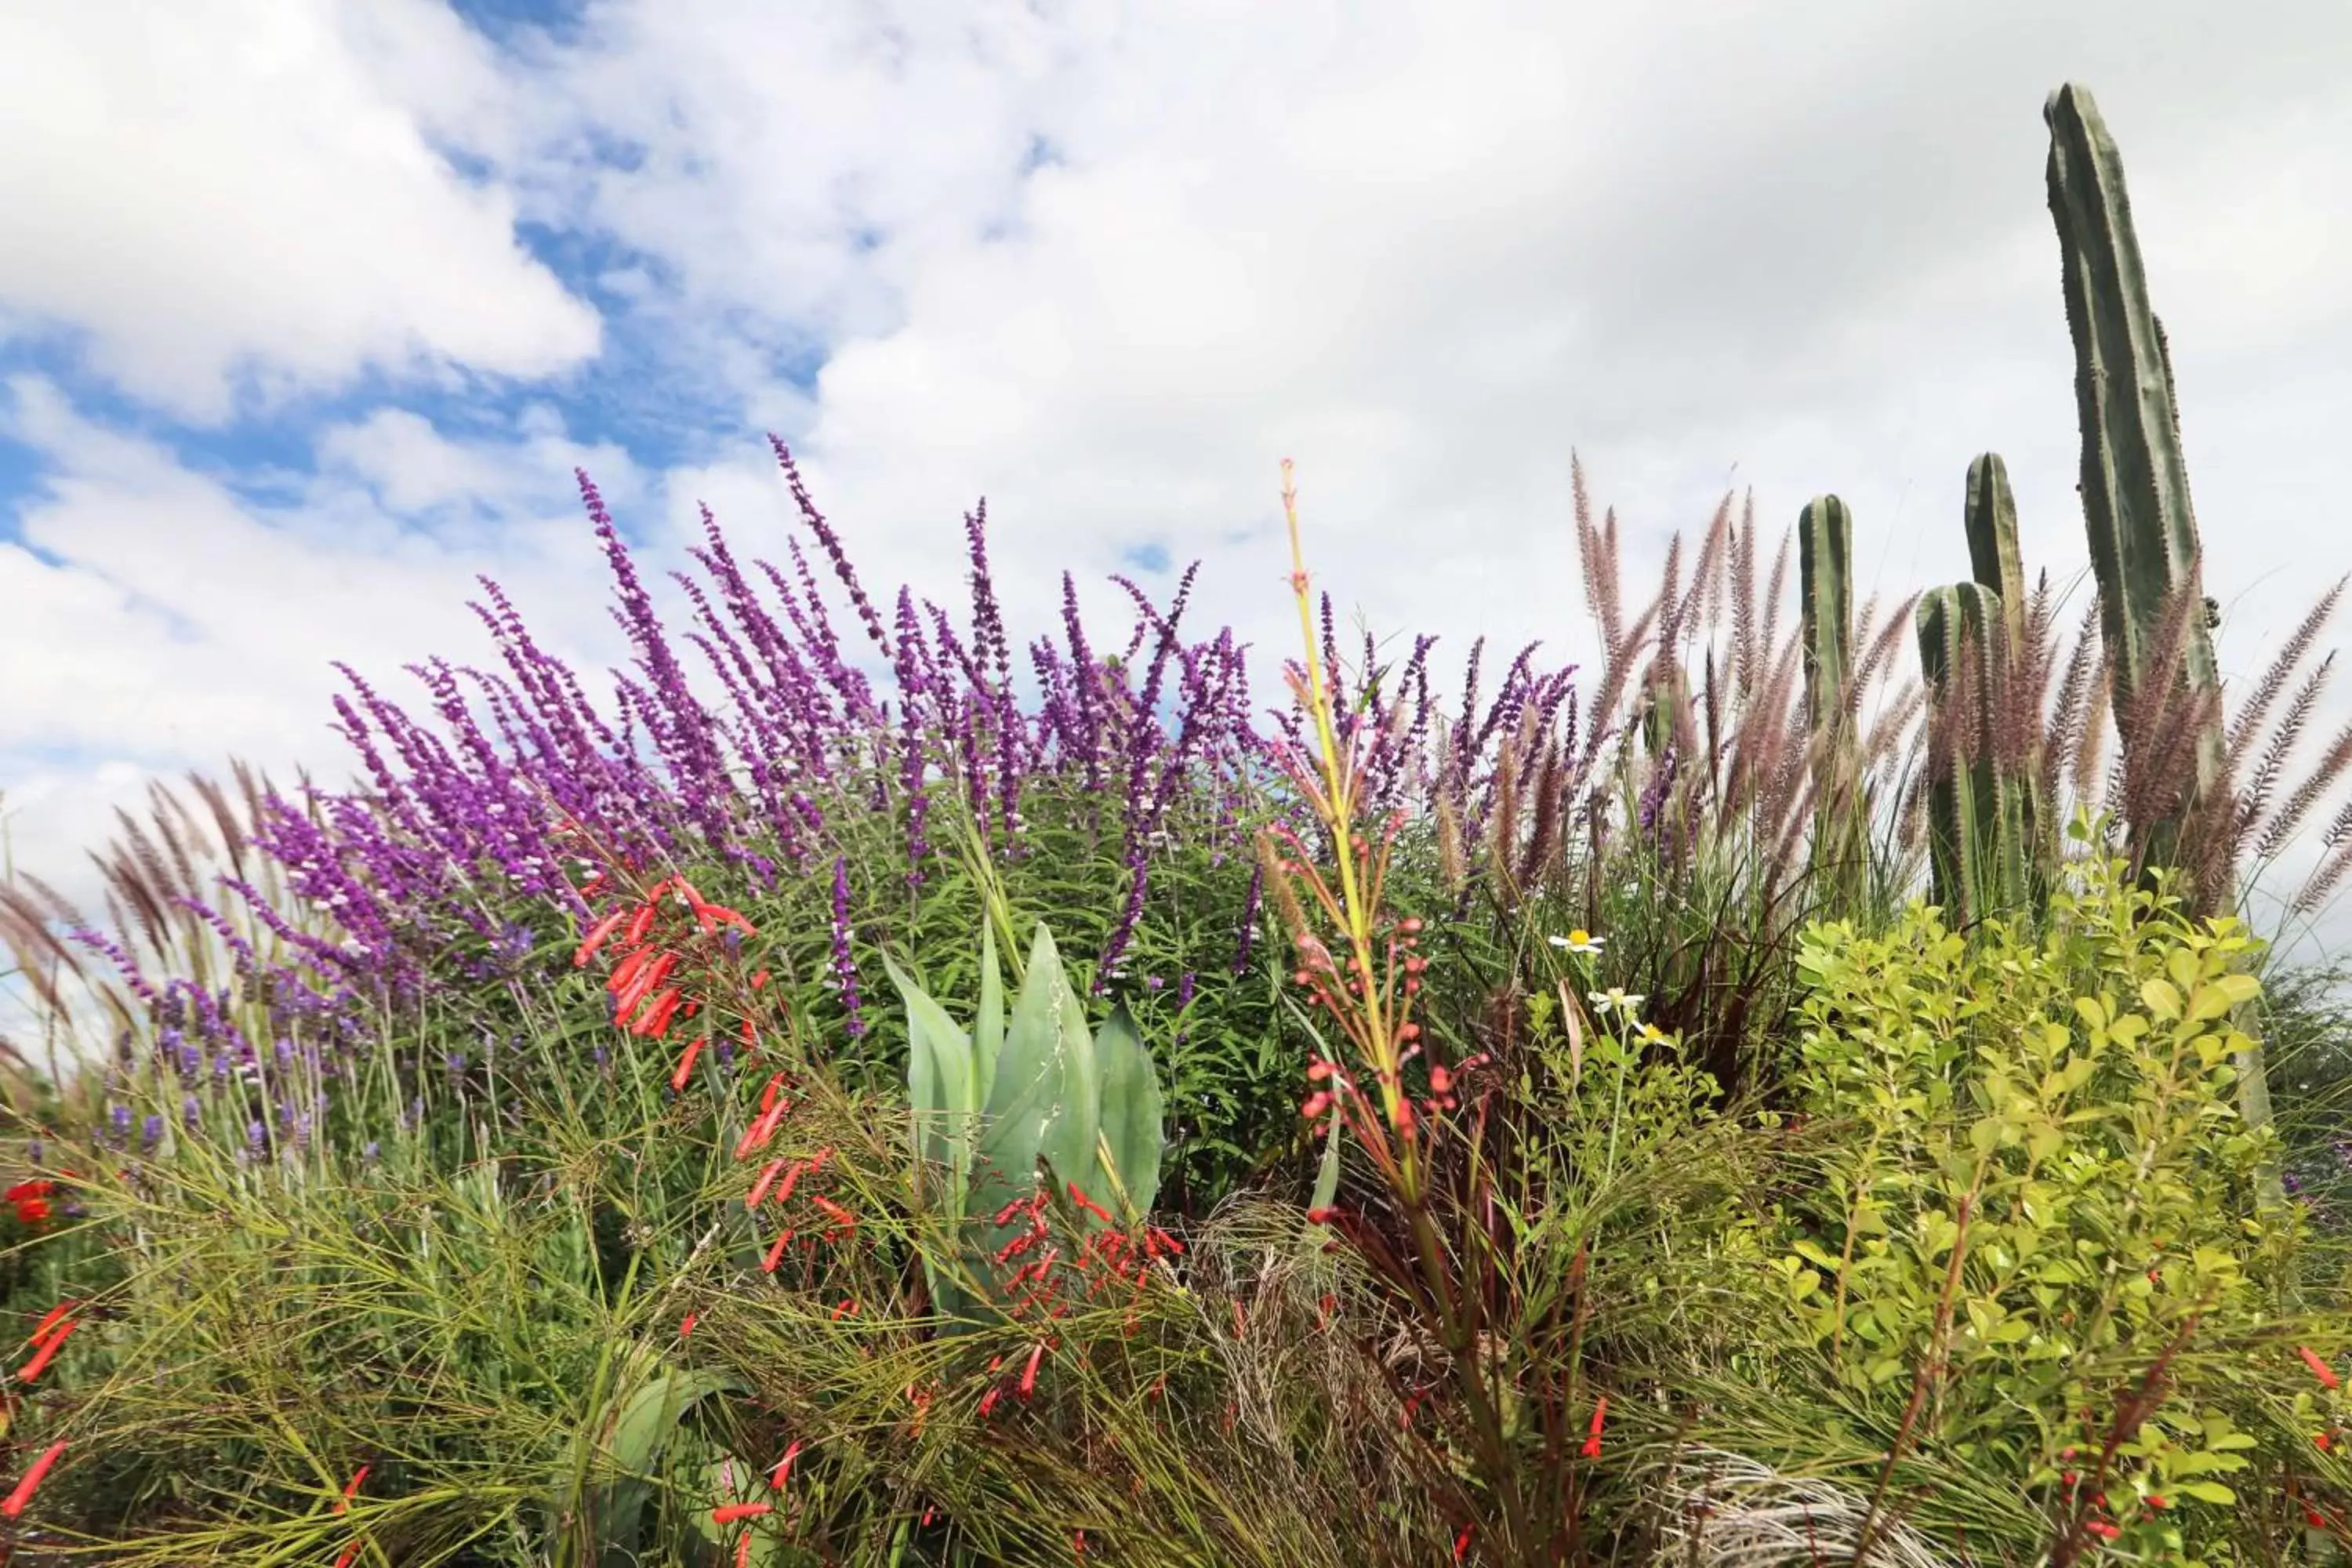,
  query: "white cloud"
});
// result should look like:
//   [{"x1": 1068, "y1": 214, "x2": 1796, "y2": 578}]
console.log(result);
[
  {"x1": 7, "y1": 0, "x2": 2352, "y2": 971},
  {"x1": 0, "y1": 0, "x2": 601, "y2": 419},
  {"x1": 0, "y1": 376, "x2": 649, "y2": 926}
]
